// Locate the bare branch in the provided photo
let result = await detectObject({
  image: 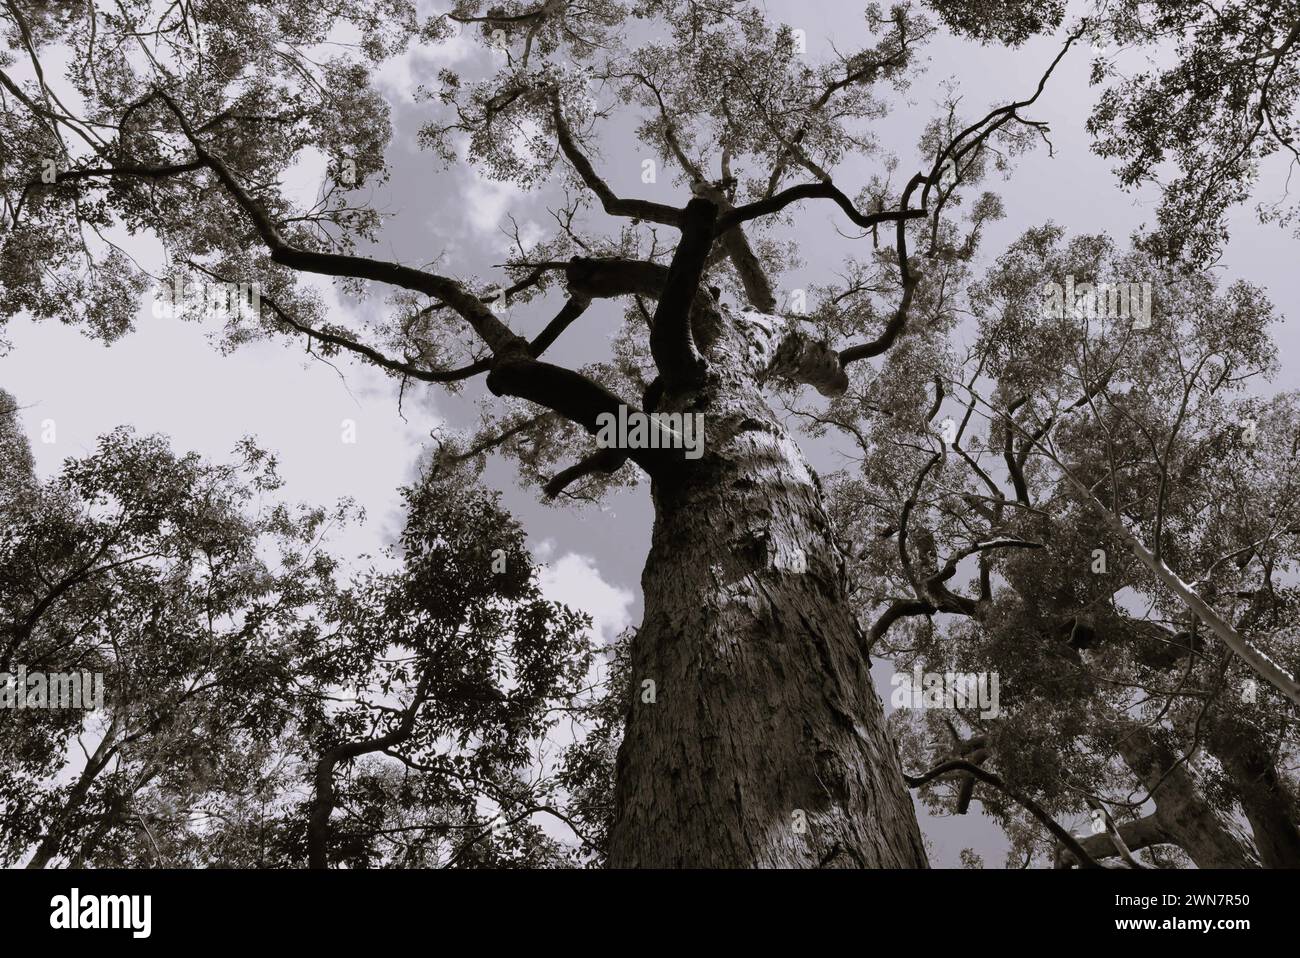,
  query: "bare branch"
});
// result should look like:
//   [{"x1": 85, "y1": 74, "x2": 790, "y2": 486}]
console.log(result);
[
  {"x1": 550, "y1": 90, "x2": 684, "y2": 228},
  {"x1": 650, "y1": 197, "x2": 716, "y2": 388},
  {"x1": 904, "y1": 759, "x2": 1102, "y2": 868}
]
